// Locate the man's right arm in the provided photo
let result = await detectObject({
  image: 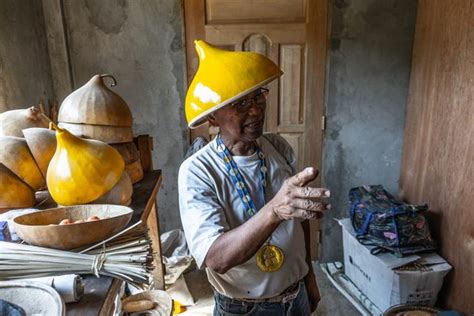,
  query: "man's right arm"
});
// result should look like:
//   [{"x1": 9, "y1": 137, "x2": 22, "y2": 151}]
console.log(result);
[{"x1": 204, "y1": 167, "x2": 330, "y2": 274}]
